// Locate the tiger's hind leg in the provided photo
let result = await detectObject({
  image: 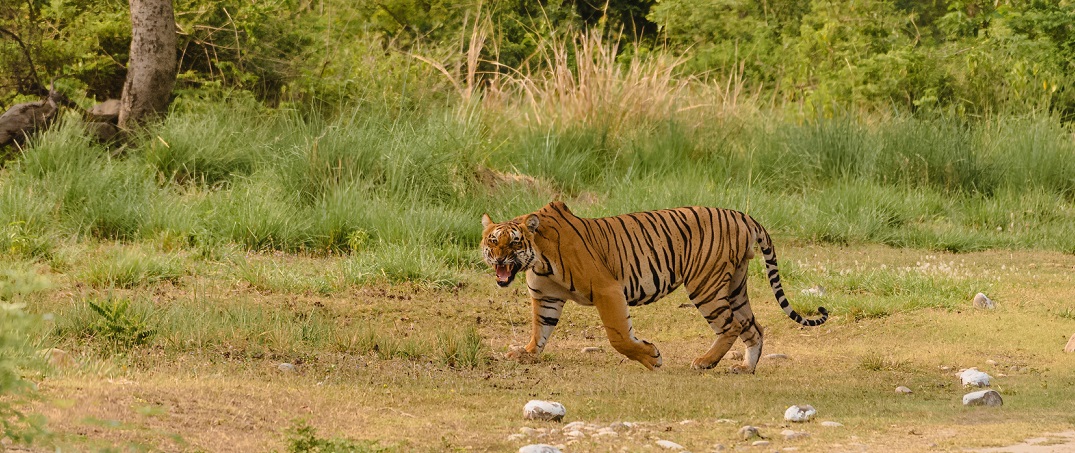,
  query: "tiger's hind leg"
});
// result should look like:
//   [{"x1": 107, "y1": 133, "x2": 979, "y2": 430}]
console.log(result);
[
  {"x1": 728, "y1": 265, "x2": 764, "y2": 374},
  {"x1": 687, "y1": 269, "x2": 743, "y2": 370}
]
